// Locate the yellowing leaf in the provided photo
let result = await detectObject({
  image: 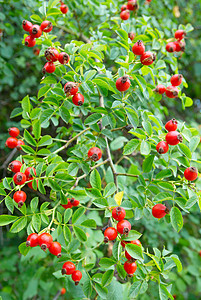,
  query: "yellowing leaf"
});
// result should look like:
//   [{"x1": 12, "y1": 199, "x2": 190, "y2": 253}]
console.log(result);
[{"x1": 114, "y1": 191, "x2": 124, "y2": 206}]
